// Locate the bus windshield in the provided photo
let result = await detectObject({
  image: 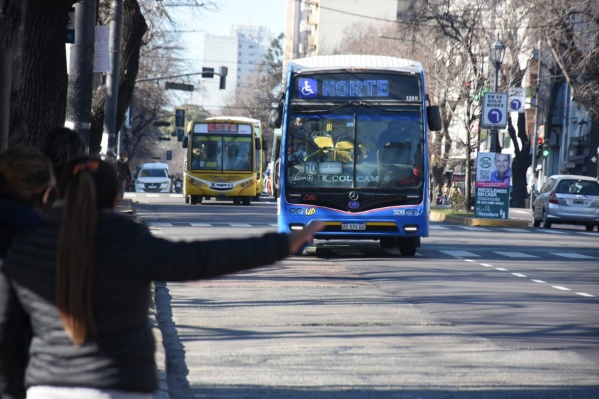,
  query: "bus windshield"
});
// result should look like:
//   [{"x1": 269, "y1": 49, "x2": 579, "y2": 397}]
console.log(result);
[
  {"x1": 285, "y1": 105, "x2": 424, "y2": 190},
  {"x1": 191, "y1": 134, "x2": 253, "y2": 172}
]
